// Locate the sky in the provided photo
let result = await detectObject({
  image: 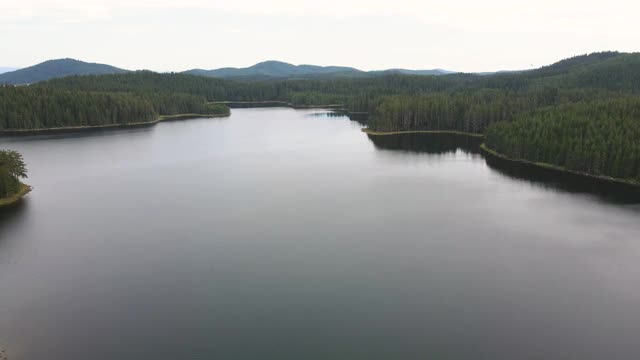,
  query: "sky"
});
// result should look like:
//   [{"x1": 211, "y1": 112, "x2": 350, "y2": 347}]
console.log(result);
[{"x1": 2, "y1": 0, "x2": 640, "y2": 72}]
